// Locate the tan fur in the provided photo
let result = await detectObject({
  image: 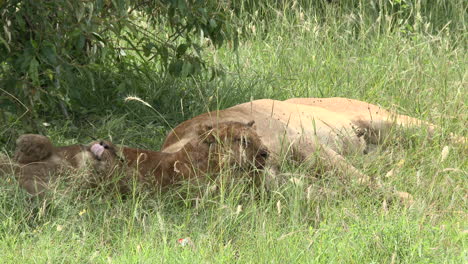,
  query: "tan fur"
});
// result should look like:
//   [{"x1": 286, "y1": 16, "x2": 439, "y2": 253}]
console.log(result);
[
  {"x1": 2, "y1": 134, "x2": 121, "y2": 196},
  {"x1": 116, "y1": 121, "x2": 269, "y2": 191},
  {"x1": 162, "y1": 97, "x2": 466, "y2": 192}
]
